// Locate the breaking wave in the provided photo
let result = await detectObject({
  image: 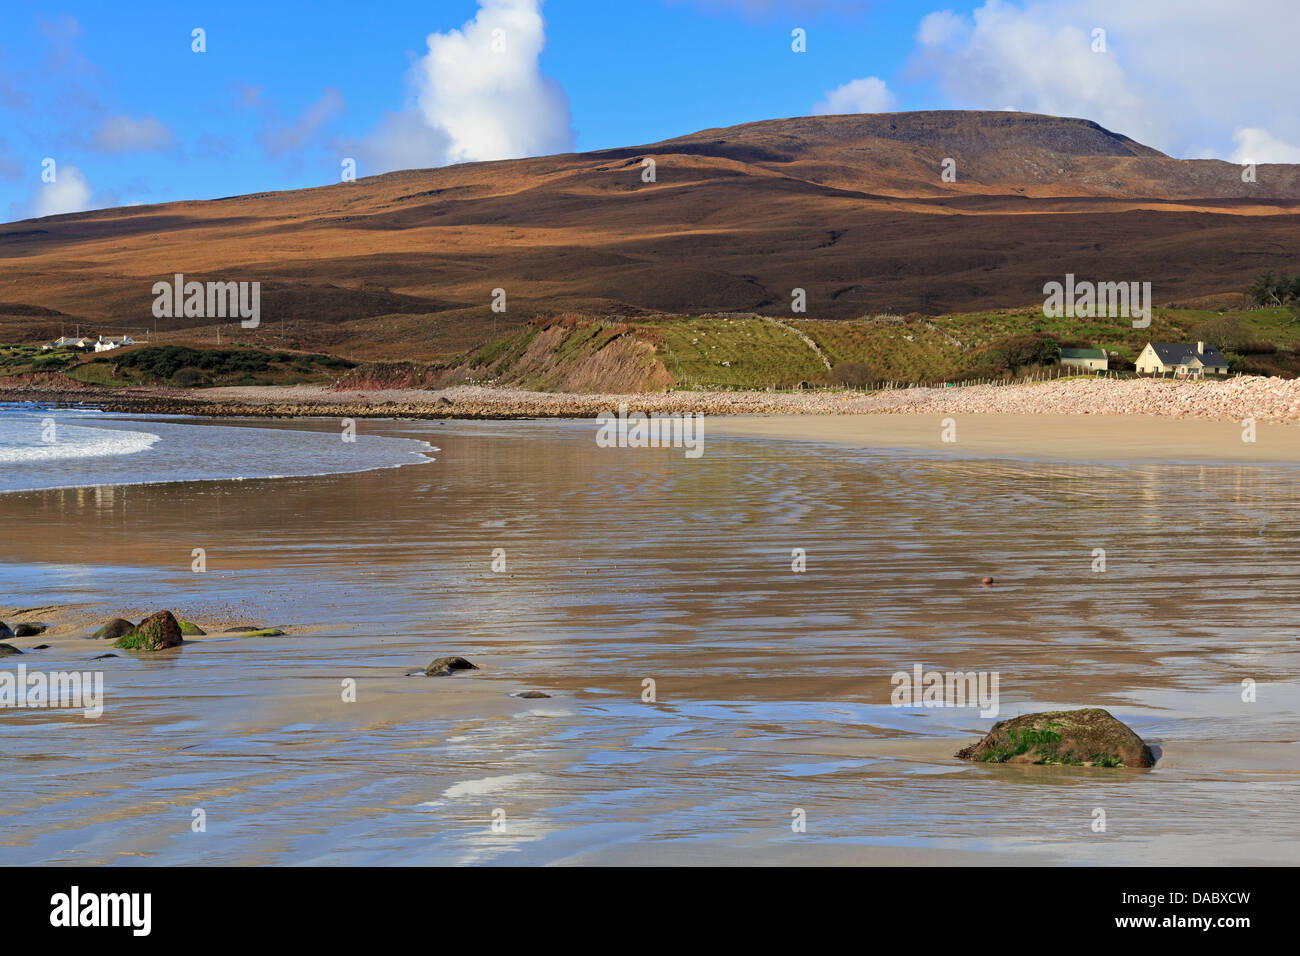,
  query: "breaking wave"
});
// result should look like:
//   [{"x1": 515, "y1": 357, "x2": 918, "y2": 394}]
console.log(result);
[{"x1": 0, "y1": 418, "x2": 160, "y2": 464}]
